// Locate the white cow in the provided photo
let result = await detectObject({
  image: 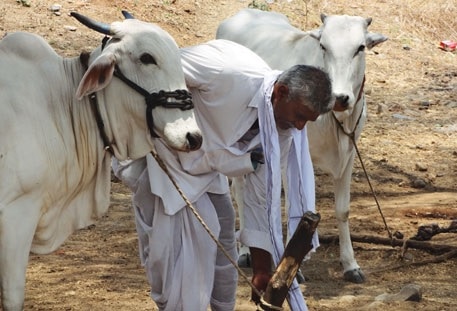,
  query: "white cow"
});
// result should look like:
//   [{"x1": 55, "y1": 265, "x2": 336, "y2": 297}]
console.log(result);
[
  {"x1": 217, "y1": 8, "x2": 387, "y2": 283},
  {"x1": 0, "y1": 11, "x2": 202, "y2": 311}
]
